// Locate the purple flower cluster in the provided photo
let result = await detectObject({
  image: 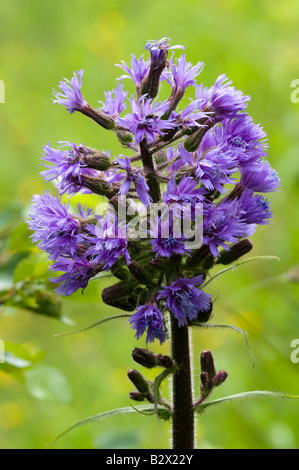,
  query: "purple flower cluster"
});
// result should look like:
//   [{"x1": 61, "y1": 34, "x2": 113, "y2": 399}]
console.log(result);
[
  {"x1": 158, "y1": 276, "x2": 212, "y2": 327},
  {"x1": 41, "y1": 142, "x2": 98, "y2": 195},
  {"x1": 27, "y1": 38, "x2": 279, "y2": 344}
]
